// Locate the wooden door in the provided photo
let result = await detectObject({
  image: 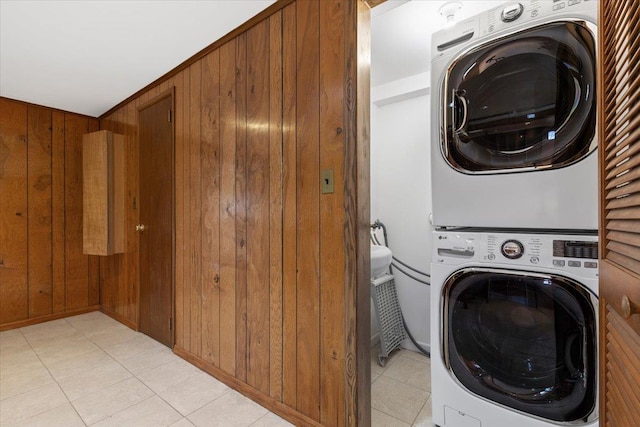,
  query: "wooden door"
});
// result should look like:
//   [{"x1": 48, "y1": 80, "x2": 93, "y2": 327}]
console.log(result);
[
  {"x1": 599, "y1": 1, "x2": 640, "y2": 425},
  {"x1": 138, "y1": 92, "x2": 174, "y2": 347}
]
